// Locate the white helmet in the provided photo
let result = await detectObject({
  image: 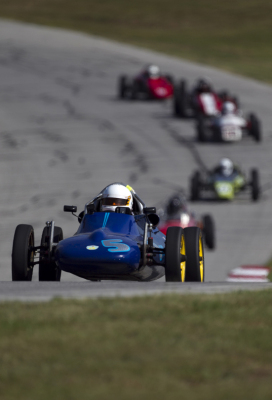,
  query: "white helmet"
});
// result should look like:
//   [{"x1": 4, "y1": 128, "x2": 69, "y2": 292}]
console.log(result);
[
  {"x1": 147, "y1": 64, "x2": 160, "y2": 78},
  {"x1": 220, "y1": 158, "x2": 233, "y2": 176},
  {"x1": 100, "y1": 184, "x2": 133, "y2": 212},
  {"x1": 222, "y1": 101, "x2": 235, "y2": 115}
]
